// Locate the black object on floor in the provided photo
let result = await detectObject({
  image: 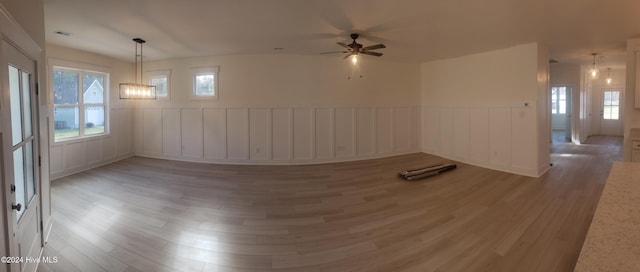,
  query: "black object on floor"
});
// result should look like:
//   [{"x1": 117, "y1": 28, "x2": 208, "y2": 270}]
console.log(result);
[{"x1": 399, "y1": 163, "x2": 457, "y2": 181}]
